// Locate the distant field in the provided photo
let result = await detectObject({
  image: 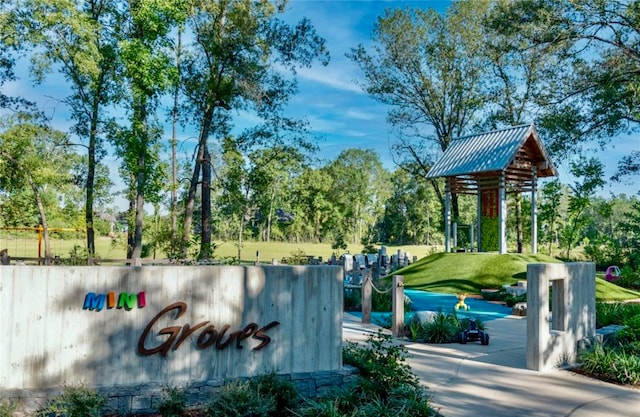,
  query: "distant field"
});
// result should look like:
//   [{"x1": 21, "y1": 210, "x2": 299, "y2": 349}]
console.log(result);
[{"x1": 0, "y1": 234, "x2": 441, "y2": 264}]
